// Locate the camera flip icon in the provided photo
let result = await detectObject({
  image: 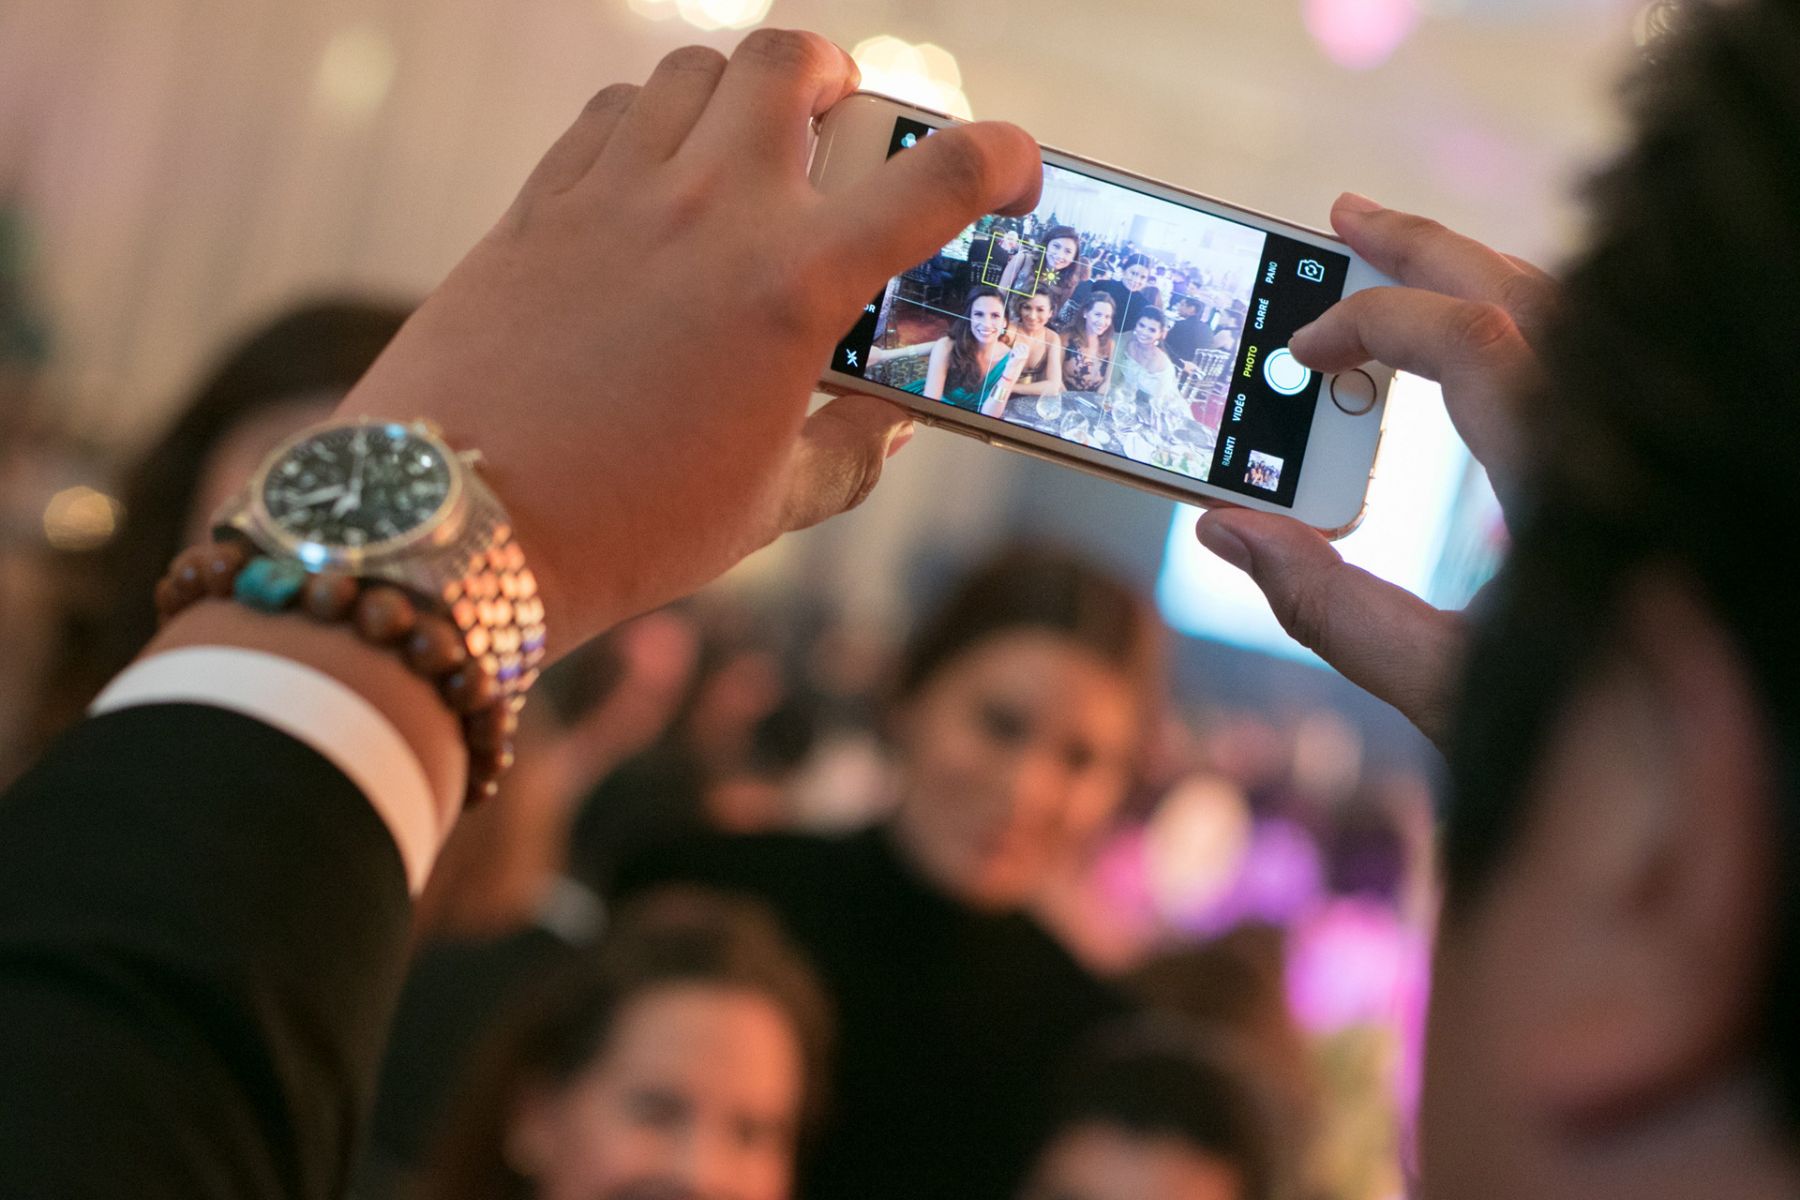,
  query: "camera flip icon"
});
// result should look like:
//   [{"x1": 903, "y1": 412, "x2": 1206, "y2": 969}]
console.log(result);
[{"x1": 1297, "y1": 259, "x2": 1326, "y2": 283}]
